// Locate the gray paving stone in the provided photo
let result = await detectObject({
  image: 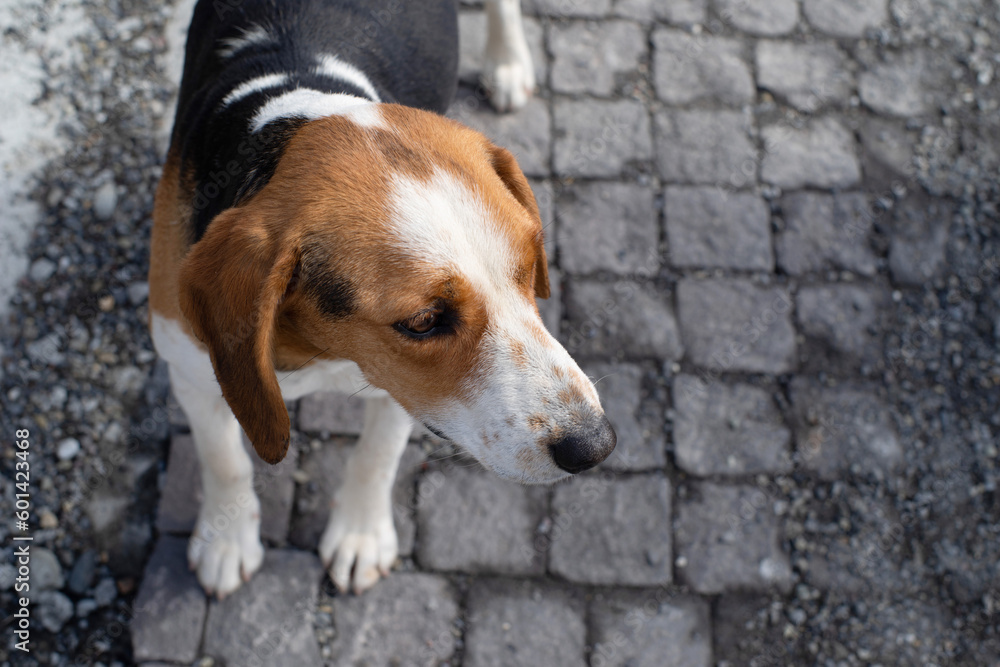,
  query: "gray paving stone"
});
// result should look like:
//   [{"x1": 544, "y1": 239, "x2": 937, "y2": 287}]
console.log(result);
[
  {"x1": 889, "y1": 195, "x2": 951, "y2": 286},
  {"x1": 716, "y1": 0, "x2": 799, "y2": 36},
  {"x1": 532, "y1": 0, "x2": 611, "y2": 17},
  {"x1": 155, "y1": 434, "x2": 200, "y2": 534},
  {"x1": 328, "y1": 572, "x2": 459, "y2": 664},
  {"x1": 674, "y1": 482, "x2": 794, "y2": 594},
  {"x1": 553, "y1": 98, "x2": 652, "y2": 177},
  {"x1": 590, "y1": 592, "x2": 713, "y2": 667},
  {"x1": 859, "y1": 50, "x2": 936, "y2": 117},
  {"x1": 450, "y1": 94, "x2": 552, "y2": 178},
  {"x1": 557, "y1": 182, "x2": 659, "y2": 274},
  {"x1": 297, "y1": 391, "x2": 365, "y2": 435},
  {"x1": 288, "y1": 439, "x2": 422, "y2": 558},
  {"x1": 796, "y1": 284, "x2": 887, "y2": 366},
  {"x1": 166, "y1": 390, "x2": 187, "y2": 429},
  {"x1": 202, "y1": 549, "x2": 323, "y2": 667},
  {"x1": 156, "y1": 433, "x2": 297, "y2": 544},
  {"x1": 564, "y1": 280, "x2": 684, "y2": 360},
  {"x1": 776, "y1": 192, "x2": 878, "y2": 276},
  {"x1": 655, "y1": 109, "x2": 757, "y2": 185},
  {"x1": 131, "y1": 536, "x2": 206, "y2": 664},
  {"x1": 465, "y1": 579, "x2": 586, "y2": 667},
  {"x1": 550, "y1": 20, "x2": 646, "y2": 96},
  {"x1": 672, "y1": 375, "x2": 792, "y2": 476},
  {"x1": 415, "y1": 466, "x2": 547, "y2": 574},
  {"x1": 457, "y1": 11, "x2": 546, "y2": 88},
  {"x1": 803, "y1": 0, "x2": 889, "y2": 37},
  {"x1": 676, "y1": 279, "x2": 796, "y2": 374},
  {"x1": 665, "y1": 187, "x2": 773, "y2": 271},
  {"x1": 756, "y1": 41, "x2": 854, "y2": 111},
  {"x1": 652, "y1": 30, "x2": 755, "y2": 105},
  {"x1": 620, "y1": 0, "x2": 705, "y2": 23},
  {"x1": 549, "y1": 474, "x2": 672, "y2": 585},
  {"x1": 582, "y1": 362, "x2": 666, "y2": 471},
  {"x1": 761, "y1": 118, "x2": 861, "y2": 189},
  {"x1": 789, "y1": 379, "x2": 903, "y2": 479}
]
